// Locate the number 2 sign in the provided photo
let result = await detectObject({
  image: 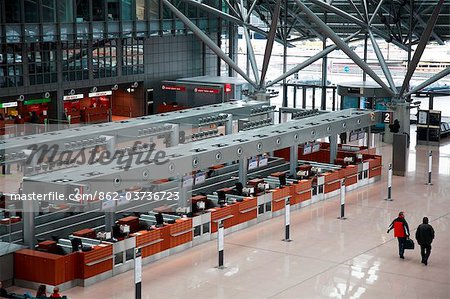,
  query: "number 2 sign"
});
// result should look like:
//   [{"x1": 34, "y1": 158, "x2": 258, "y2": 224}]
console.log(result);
[{"x1": 383, "y1": 112, "x2": 393, "y2": 124}]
